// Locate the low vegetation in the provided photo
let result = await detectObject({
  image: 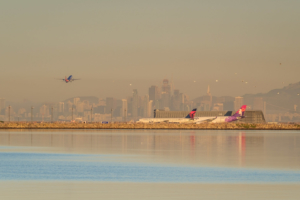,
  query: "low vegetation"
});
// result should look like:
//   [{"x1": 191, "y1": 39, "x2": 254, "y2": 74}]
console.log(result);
[{"x1": 0, "y1": 122, "x2": 300, "y2": 130}]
